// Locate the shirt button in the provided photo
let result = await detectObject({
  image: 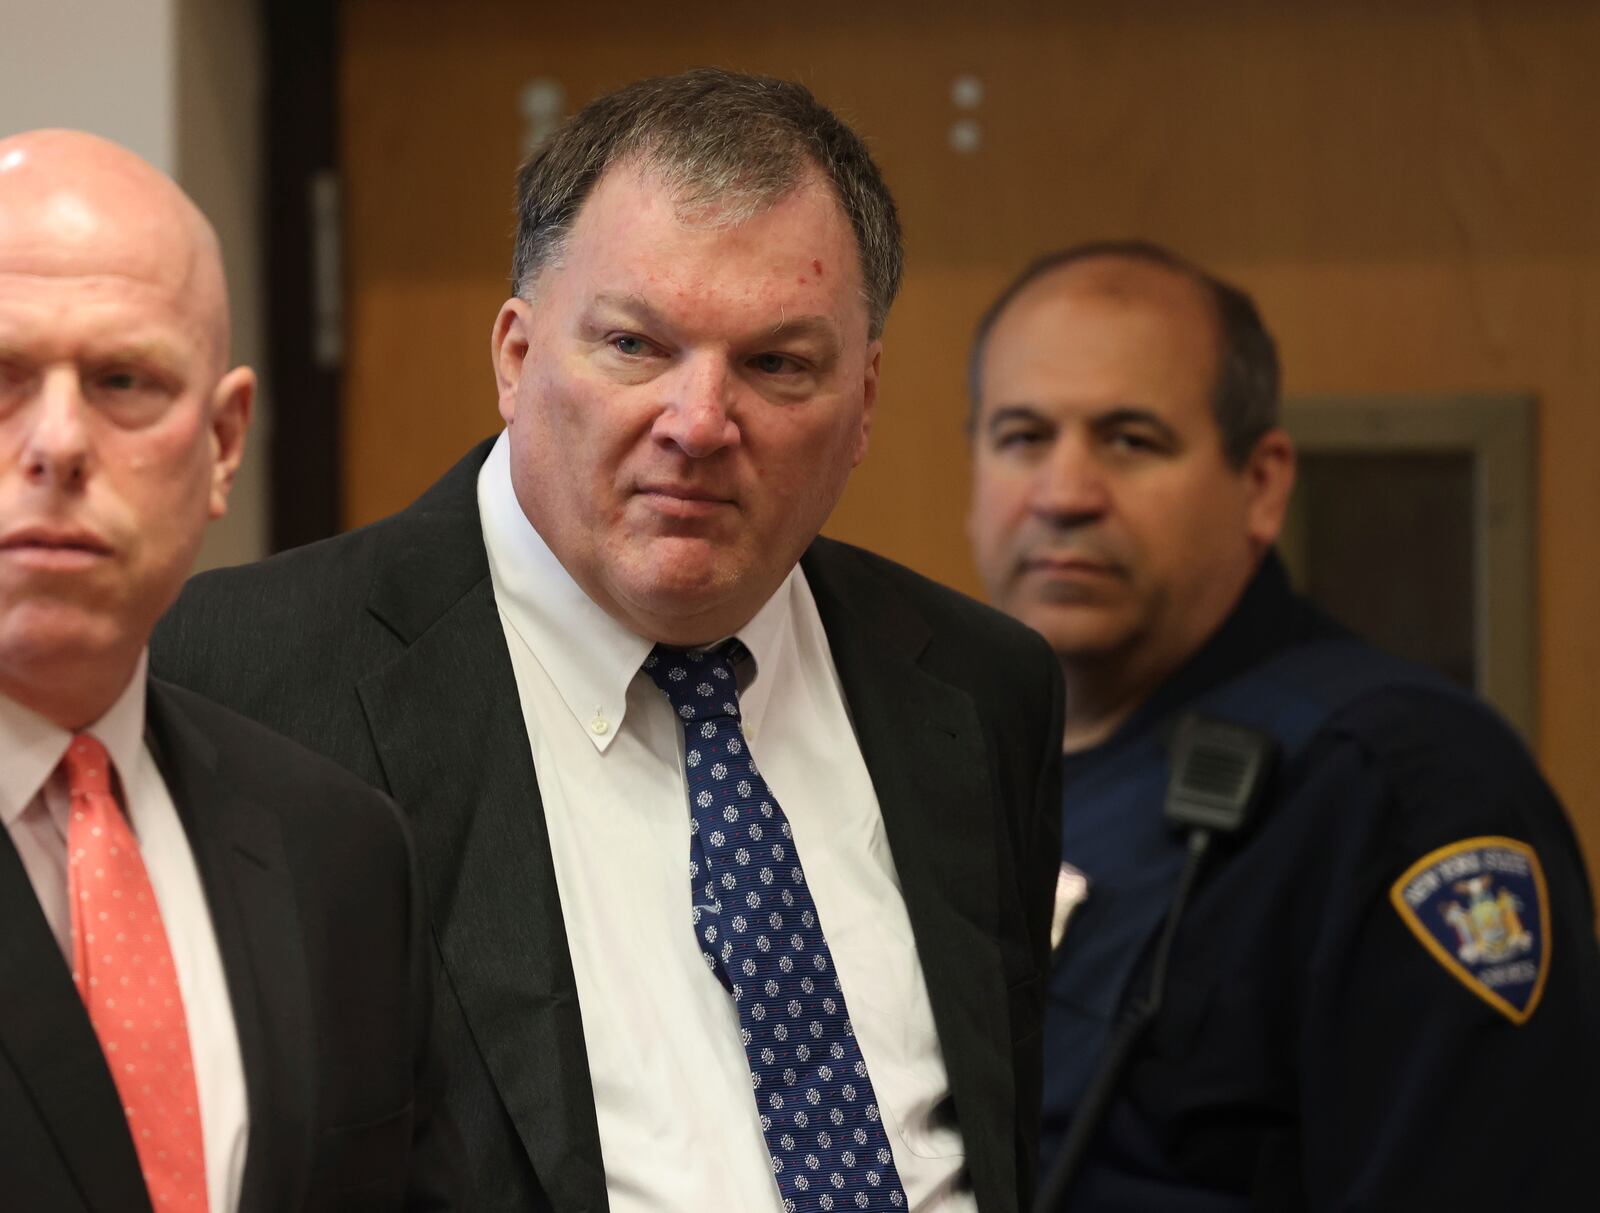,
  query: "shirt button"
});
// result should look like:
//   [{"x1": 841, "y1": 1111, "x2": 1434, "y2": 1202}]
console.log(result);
[{"x1": 590, "y1": 716, "x2": 609, "y2": 736}]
